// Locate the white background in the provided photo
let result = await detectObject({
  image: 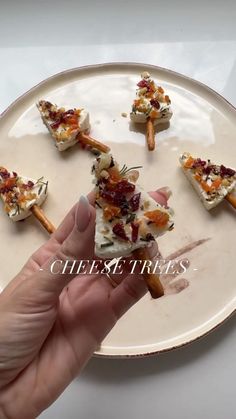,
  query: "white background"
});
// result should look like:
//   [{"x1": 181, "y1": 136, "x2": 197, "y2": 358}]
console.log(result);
[{"x1": 1, "y1": 1, "x2": 236, "y2": 418}]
